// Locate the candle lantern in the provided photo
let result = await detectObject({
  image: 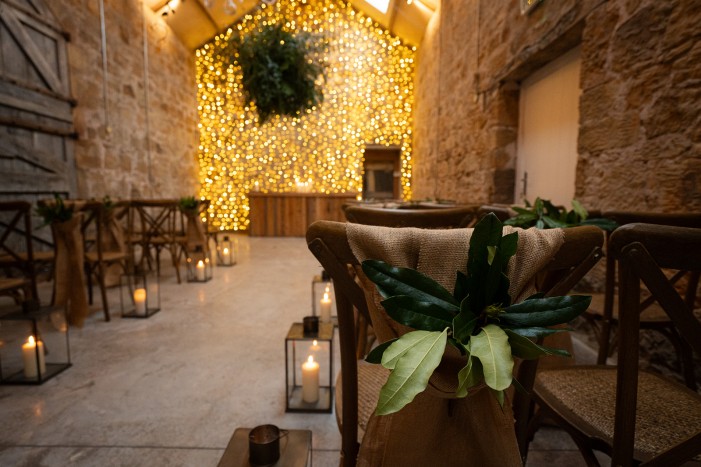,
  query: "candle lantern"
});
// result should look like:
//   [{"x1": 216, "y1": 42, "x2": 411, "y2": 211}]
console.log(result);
[
  {"x1": 120, "y1": 270, "x2": 161, "y2": 318},
  {"x1": 186, "y1": 245, "x2": 213, "y2": 282},
  {"x1": 0, "y1": 301, "x2": 71, "y2": 385},
  {"x1": 285, "y1": 321, "x2": 334, "y2": 413},
  {"x1": 216, "y1": 235, "x2": 237, "y2": 267},
  {"x1": 311, "y1": 270, "x2": 336, "y2": 324}
]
